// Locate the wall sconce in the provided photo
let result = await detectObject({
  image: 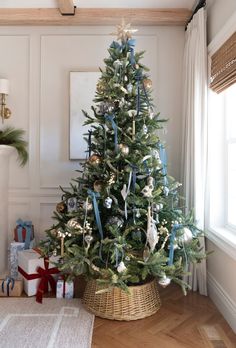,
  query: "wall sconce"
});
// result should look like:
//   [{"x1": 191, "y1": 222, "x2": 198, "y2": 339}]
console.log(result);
[{"x1": 0, "y1": 79, "x2": 11, "y2": 123}]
